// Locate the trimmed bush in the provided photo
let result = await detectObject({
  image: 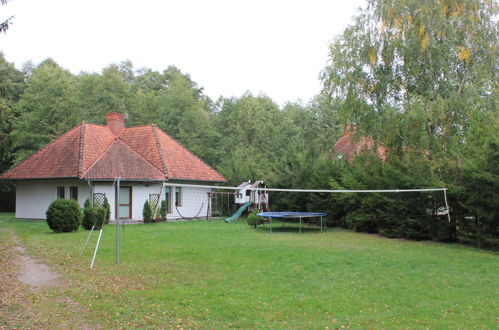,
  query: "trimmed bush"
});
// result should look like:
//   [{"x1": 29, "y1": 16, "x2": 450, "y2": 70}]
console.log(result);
[
  {"x1": 82, "y1": 206, "x2": 106, "y2": 230},
  {"x1": 103, "y1": 196, "x2": 111, "y2": 224},
  {"x1": 46, "y1": 199, "x2": 82, "y2": 233},
  {"x1": 143, "y1": 200, "x2": 153, "y2": 223},
  {"x1": 246, "y1": 208, "x2": 262, "y2": 228},
  {"x1": 160, "y1": 200, "x2": 167, "y2": 221}
]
